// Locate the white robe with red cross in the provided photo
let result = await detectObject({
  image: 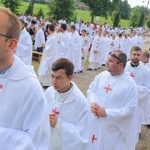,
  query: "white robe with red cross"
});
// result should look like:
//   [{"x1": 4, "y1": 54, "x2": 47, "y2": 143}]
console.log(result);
[
  {"x1": 45, "y1": 82, "x2": 91, "y2": 150},
  {"x1": 87, "y1": 71, "x2": 138, "y2": 150},
  {"x1": 125, "y1": 61, "x2": 150, "y2": 127},
  {"x1": 0, "y1": 55, "x2": 50, "y2": 150}
]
